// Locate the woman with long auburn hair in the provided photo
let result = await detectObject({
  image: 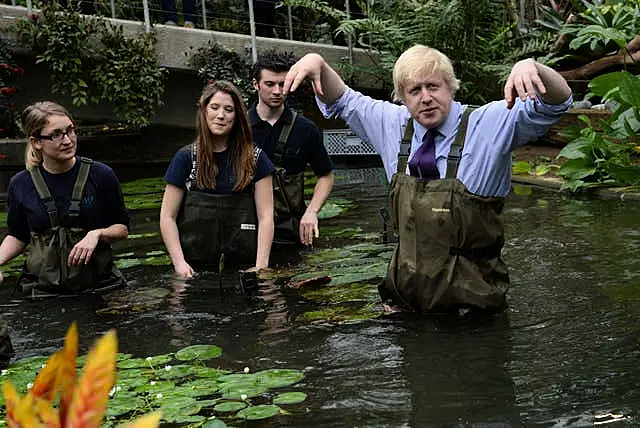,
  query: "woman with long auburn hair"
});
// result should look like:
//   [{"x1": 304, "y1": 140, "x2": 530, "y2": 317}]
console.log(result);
[{"x1": 160, "y1": 81, "x2": 275, "y2": 278}]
